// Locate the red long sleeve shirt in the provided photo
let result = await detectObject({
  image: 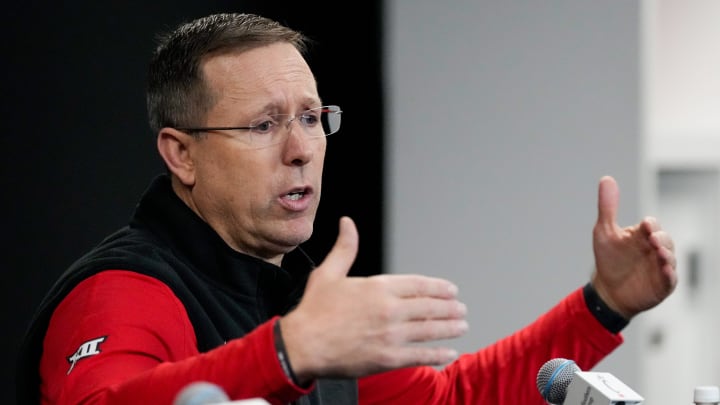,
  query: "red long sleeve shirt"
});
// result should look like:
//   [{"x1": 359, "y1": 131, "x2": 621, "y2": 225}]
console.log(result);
[{"x1": 40, "y1": 270, "x2": 622, "y2": 405}]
